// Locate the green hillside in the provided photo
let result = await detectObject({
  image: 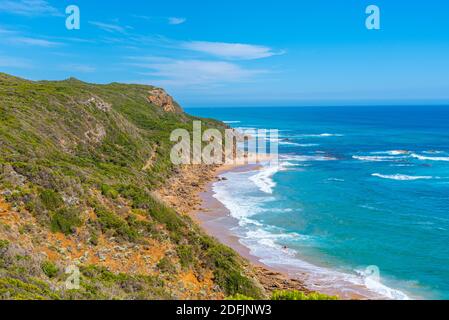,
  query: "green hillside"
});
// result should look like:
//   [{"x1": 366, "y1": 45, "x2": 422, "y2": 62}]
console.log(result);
[{"x1": 0, "y1": 73, "x2": 264, "y2": 300}]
